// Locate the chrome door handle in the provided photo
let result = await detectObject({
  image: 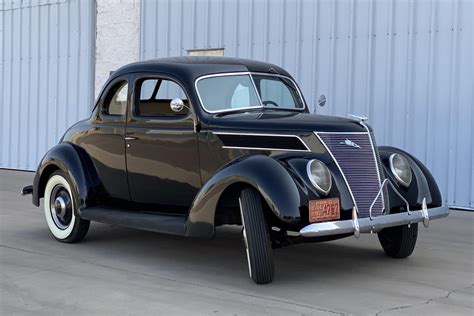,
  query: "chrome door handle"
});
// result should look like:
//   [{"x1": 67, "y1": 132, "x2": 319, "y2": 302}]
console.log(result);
[{"x1": 124, "y1": 136, "x2": 137, "y2": 141}]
